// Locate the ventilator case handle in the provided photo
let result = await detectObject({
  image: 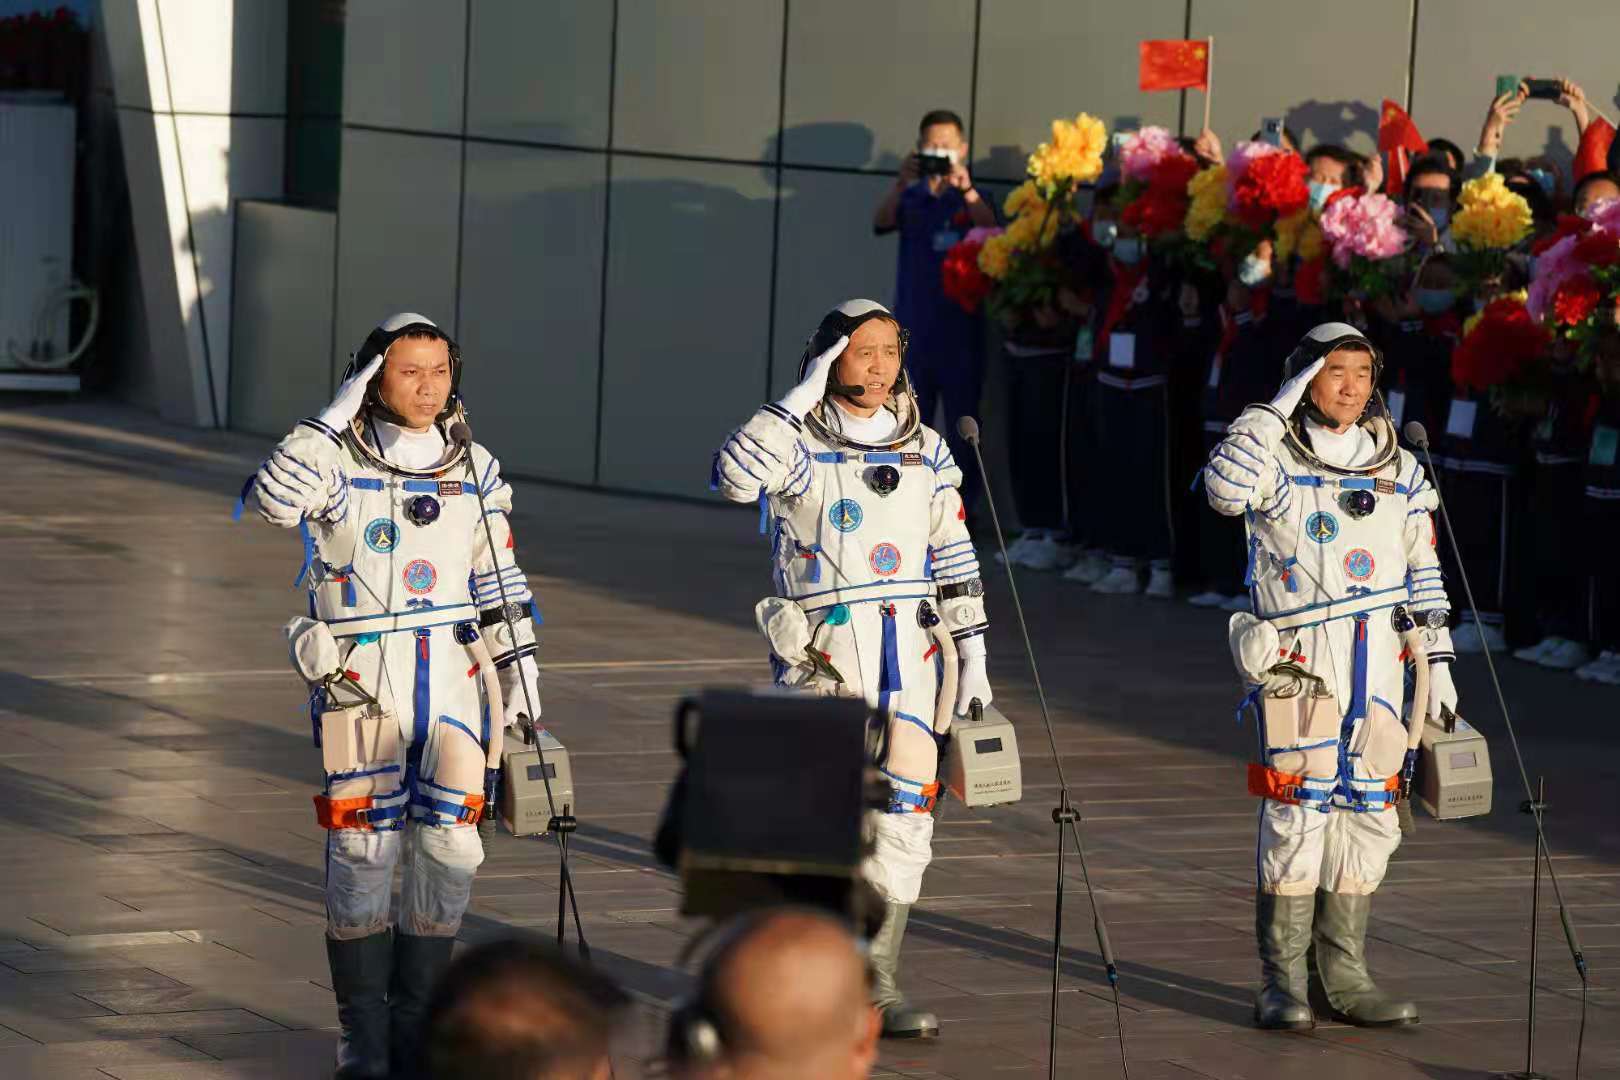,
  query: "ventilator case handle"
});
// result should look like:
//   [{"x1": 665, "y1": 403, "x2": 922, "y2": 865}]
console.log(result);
[
  {"x1": 321, "y1": 668, "x2": 379, "y2": 709},
  {"x1": 970, "y1": 698, "x2": 984, "y2": 723}
]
